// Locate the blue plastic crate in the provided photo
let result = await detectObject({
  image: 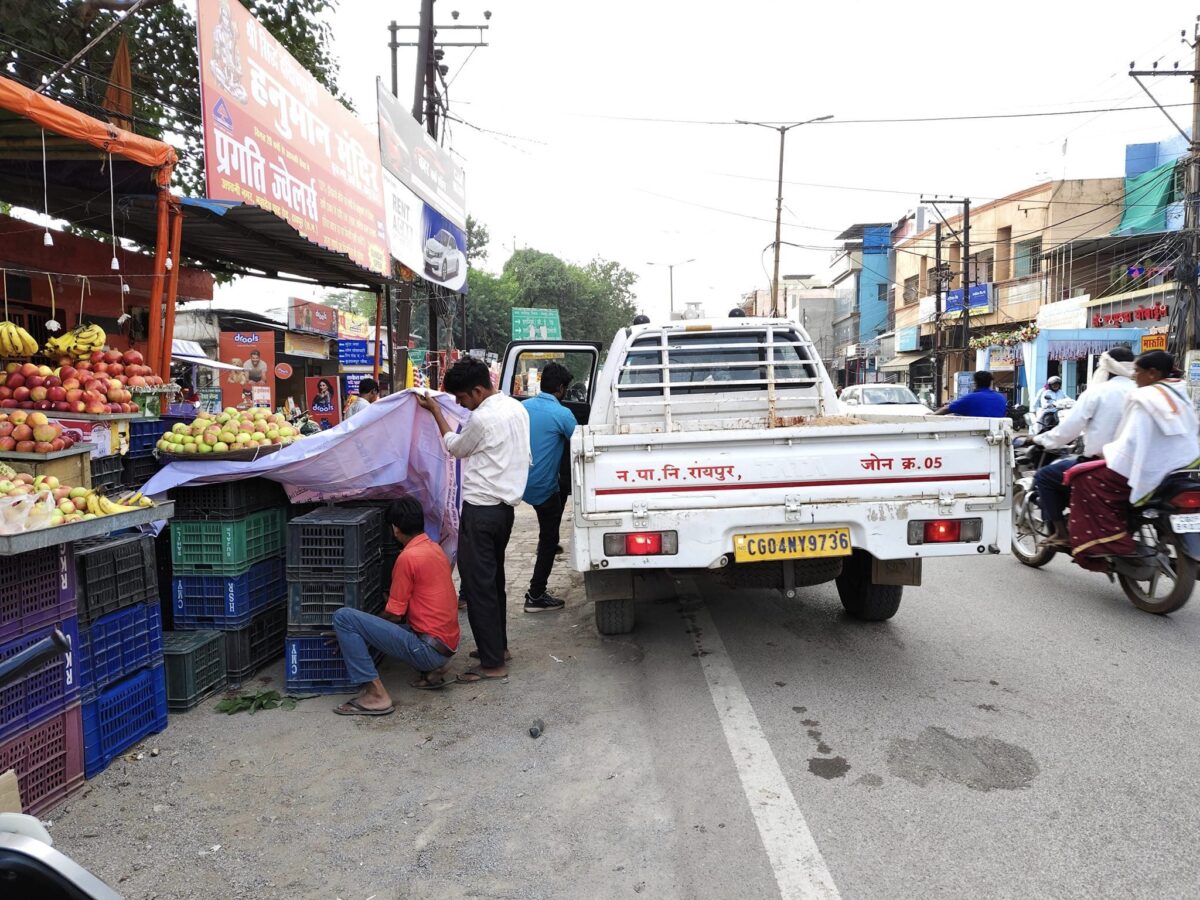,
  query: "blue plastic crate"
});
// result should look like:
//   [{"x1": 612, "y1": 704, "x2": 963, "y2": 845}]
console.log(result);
[
  {"x1": 127, "y1": 418, "x2": 164, "y2": 458},
  {"x1": 285, "y1": 635, "x2": 380, "y2": 695},
  {"x1": 81, "y1": 663, "x2": 168, "y2": 779},
  {"x1": 77, "y1": 602, "x2": 164, "y2": 701},
  {"x1": 172, "y1": 557, "x2": 287, "y2": 629},
  {"x1": 0, "y1": 617, "x2": 80, "y2": 743}
]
